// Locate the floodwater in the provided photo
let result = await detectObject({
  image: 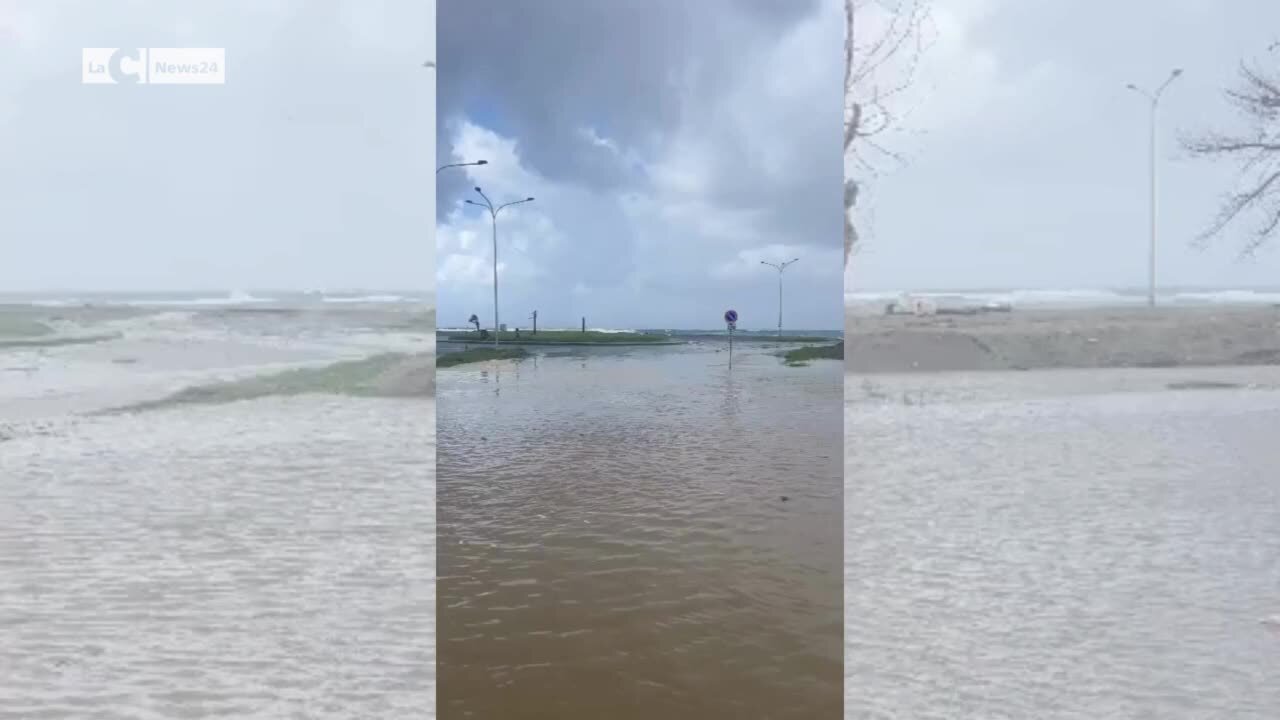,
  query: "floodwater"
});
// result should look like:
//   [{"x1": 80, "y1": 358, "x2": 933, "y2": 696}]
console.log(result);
[
  {"x1": 0, "y1": 297, "x2": 435, "y2": 719},
  {"x1": 437, "y1": 340, "x2": 844, "y2": 719},
  {"x1": 845, "y1": 365, "x2": 1280, "y2": 719}
]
